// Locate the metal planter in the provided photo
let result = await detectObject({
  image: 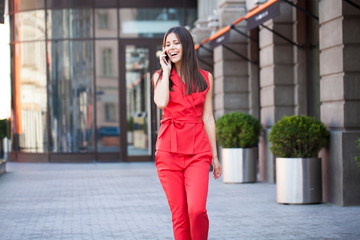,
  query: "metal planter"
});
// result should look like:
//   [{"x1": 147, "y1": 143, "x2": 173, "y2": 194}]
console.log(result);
[
  {"x1": 222, "y1": 148, "x2": 257, "y2": 183},
  {"x1": 276, "y1": 157, "x2": 322, "y2": 204}
]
